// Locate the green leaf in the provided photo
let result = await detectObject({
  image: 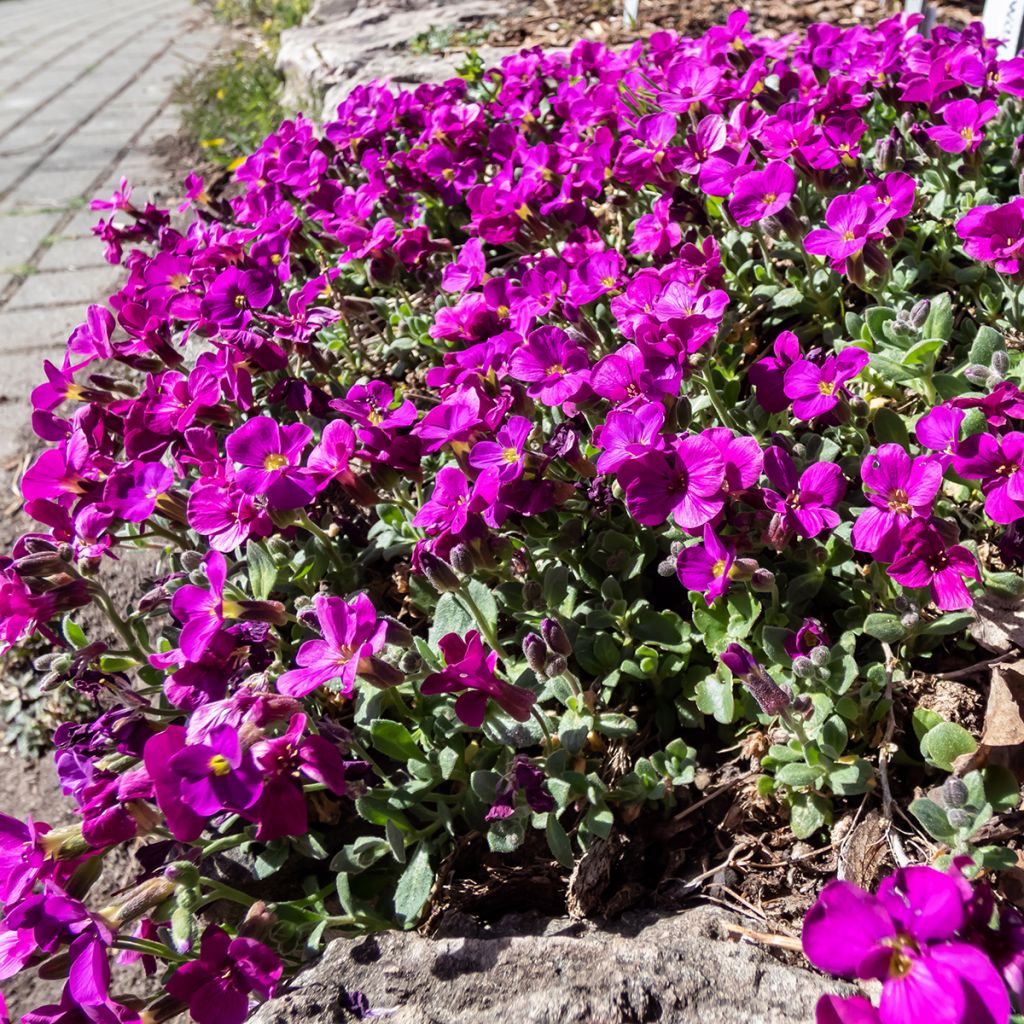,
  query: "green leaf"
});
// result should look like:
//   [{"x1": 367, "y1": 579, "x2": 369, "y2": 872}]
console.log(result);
[
  {"x1": 922, "y1": 291, "x2": 953, "y2": 343},
  {"x1": 386, "y1": 819, "x2": 407, "y2": 864},
  {"x1": 62, "y1": 617, "x2": 87, "y2": 650},
  {"x1": 912, "y1": 707, "x2": 944, "y2": 741},
  {"x1": 902, "y1": 339, "x2": 943, "y2": 366},
  {"x1": 775, "y1": 762, "x2": 825, "y2": 788},
  {"x1": 826, "y1": 758, "x2": 873, "y2": 796},
  {"x1": 545, "y1": 814, "x2": 574, "y2": 868},
  {"x1": 789, "y1": 792, "x2": 830, "y2": 840},
  {"x1": 246, "y1": 541, "x2": 277, "y2": 600},
  {"x1": 920, "y1": 721, "x2": 978, "y2": 771},
  {"x1": 329, "y1": 835, "x2": 392, "y2": 874},
  {"x1": 969, "y1": 325, "x2": 1005, "y2": 365},
  {"x1": 370, "y1": 720, "x2": 420, "y2": 763},
  {"x1": 487, "y1": 816, "x2": 526, "y2": 853},
  {"x1": 909, "y1": 797, "x2": 956, "y2": 841},
  {"x1": 864, "y1": 306, "x2": 896, "y2": 343},
  {"x1": 917, "y1": 612, "x2": 975, "y2": 637},
  {"x1": 427, "y1": 593, "x2": 474, "y2": 648},
  {"x1": 773, "y1": 287, "x2": 805, "y2": 308},
  {"x1": 984, "y1": 765, "x2": 1022, "y2": 813},
  {"x1": 863, "y1": 613, "x2": 907, "y2": 643},
  {"x1": 392, "y1": 843, "x2": 434, "y2": 927},
  {"x1": 695, "y1": 673, "x2": 735, "y2": 724},
  {"x1": 873, "y1": 407, "x2": 909, "y2": 449},
  {"x1": 460, "y1": 579, "x2": 498, "y2": 625}
]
